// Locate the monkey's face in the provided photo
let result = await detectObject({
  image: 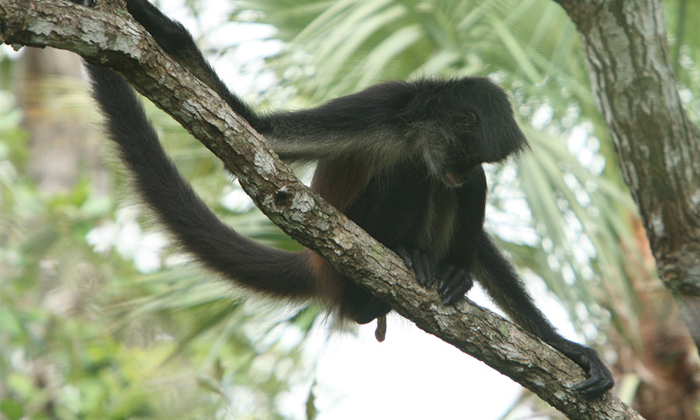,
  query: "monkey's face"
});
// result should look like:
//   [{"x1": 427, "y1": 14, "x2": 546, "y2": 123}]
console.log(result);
[
  {"x1": 433, "y1": 112, "x2": 481, "y2": 187},
  {"x1": 439, "y1": 153, "x2": 480, "y2": 187}
]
